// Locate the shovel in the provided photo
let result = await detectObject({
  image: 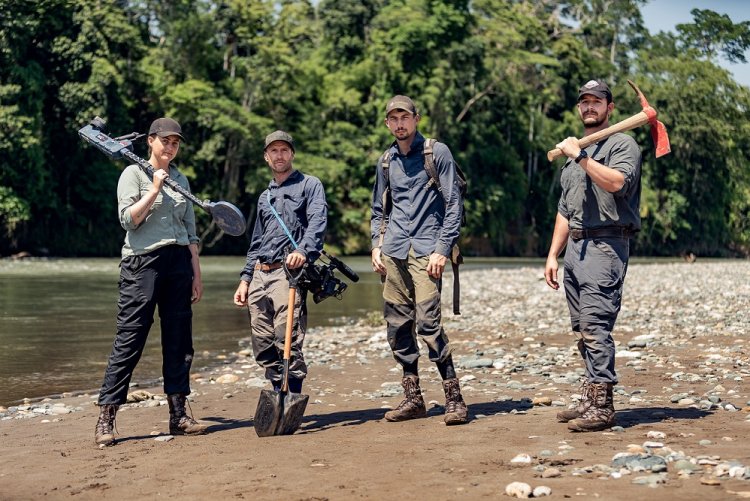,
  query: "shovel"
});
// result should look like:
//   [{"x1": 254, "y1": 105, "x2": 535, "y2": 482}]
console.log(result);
[{"x1": 254, "y1": 265, "x2": 309, "y2": 437}]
